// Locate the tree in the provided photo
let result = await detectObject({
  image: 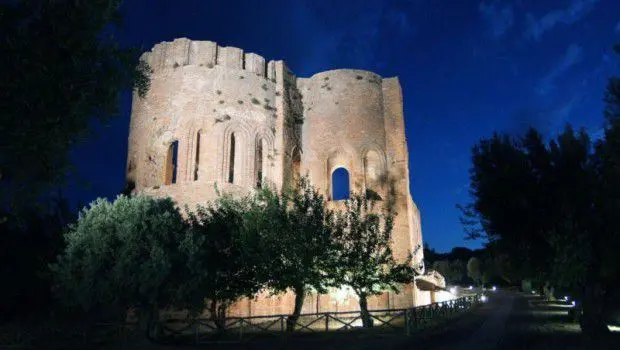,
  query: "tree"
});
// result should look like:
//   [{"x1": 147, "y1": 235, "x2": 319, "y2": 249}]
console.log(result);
[
  {"x1": 245, "y1": 177, "x2": 336, "y2": 331},
  {"x1": 331, "y1": 193, "x2": 415, "y2": 328},
  {"x1": 0, "y1": 0, "x2": 151, "y2": 213},
  {"x1": 461, "y1": 122, "x2": 620, "y2": 336},
  {"x1": 467, "y1": 257, "x2": 482, "y2": 286},
  {"x1": 0, "y1": 195, "x2": 72, "y2": 322},
  {"x1": 50, "y1": 195, "x2": 187, "y2": 338},
  {"x1": 431, "y1": 259, "x2": 466, "y2": 285},
  {"x1": 180, "y1": 194, "x2": 262, "y2": 331}
]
